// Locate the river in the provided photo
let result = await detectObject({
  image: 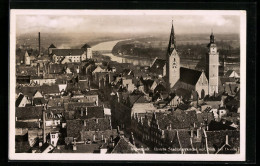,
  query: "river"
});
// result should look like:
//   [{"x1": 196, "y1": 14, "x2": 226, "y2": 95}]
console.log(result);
[
  {"x1": 92, "y1": 39, "x2": 153, "y2": 66},
  {"x1": 92, "y1": 40, "x2": 209, "y2": 69}
]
